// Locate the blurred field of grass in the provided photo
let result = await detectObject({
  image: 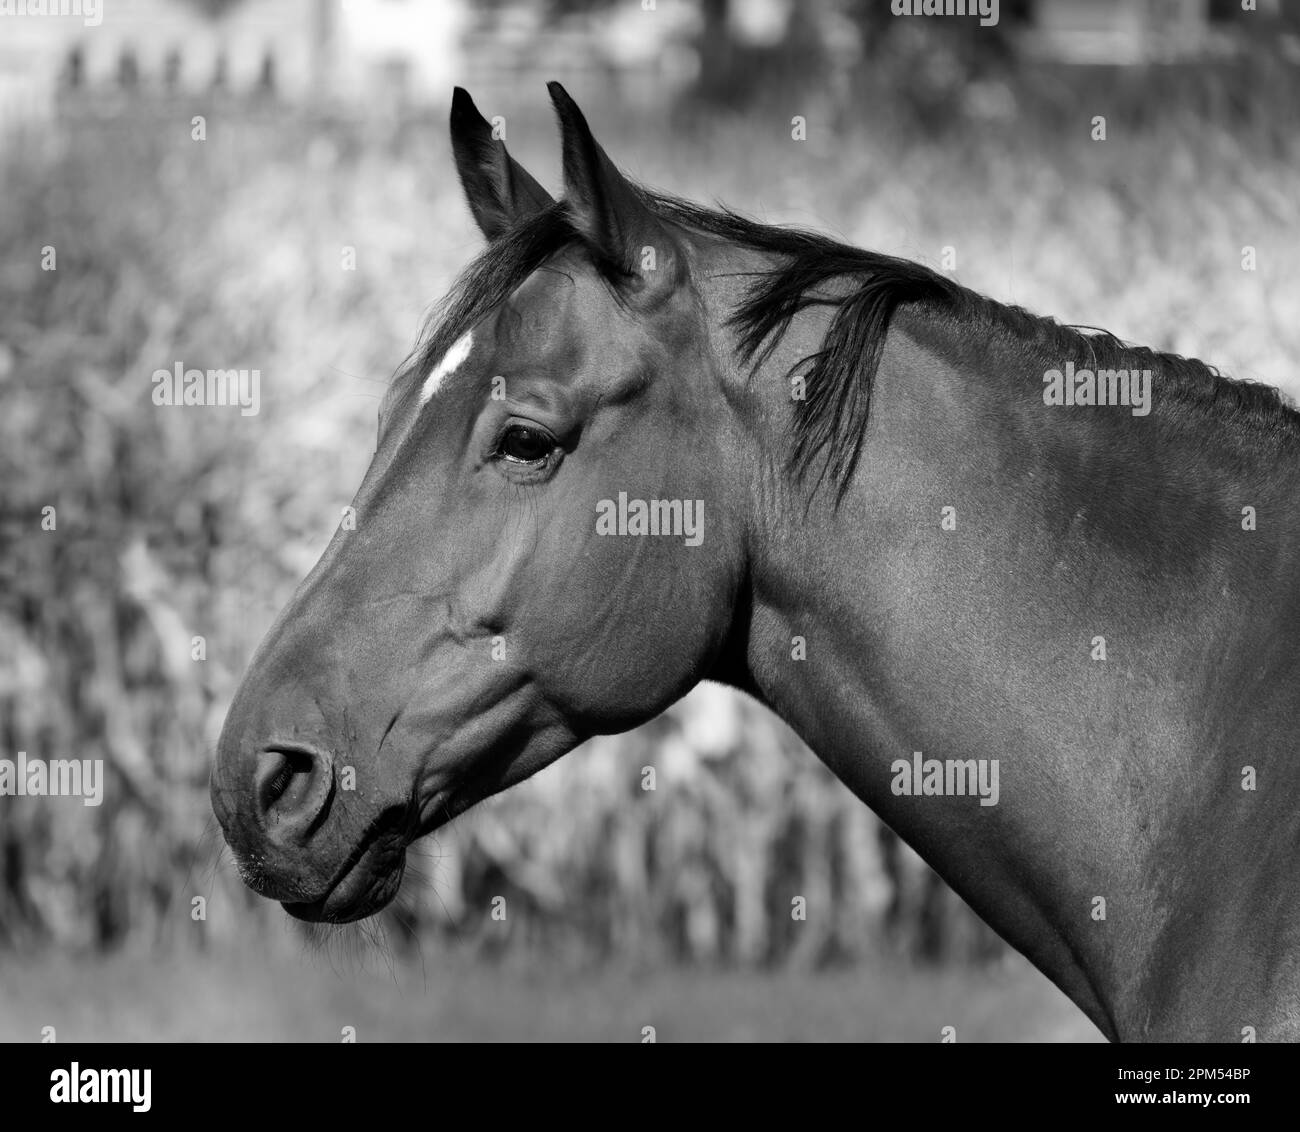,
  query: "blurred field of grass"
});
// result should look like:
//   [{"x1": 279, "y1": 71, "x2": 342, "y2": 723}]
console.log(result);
[{"x1": 0, "y1": 947, "x2": 1100, "y2": 1042}]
